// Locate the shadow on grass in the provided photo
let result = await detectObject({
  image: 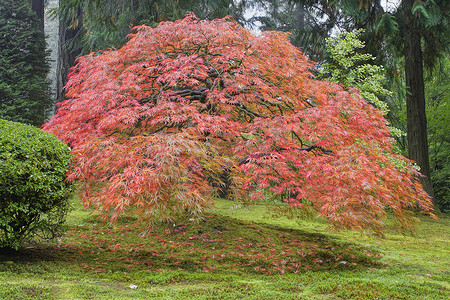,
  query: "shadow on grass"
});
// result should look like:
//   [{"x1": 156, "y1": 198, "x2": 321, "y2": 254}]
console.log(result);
[
  {"x1": 0, "y1": 214, "x2": 383, "y2": 276},
  {"x1": 0, "y1": 243, "x2": 61, "y2": 262}
]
